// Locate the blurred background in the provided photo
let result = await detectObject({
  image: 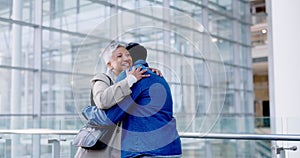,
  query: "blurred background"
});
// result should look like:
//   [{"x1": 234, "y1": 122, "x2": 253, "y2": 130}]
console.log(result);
[{"x1": 0, "y1": 0, "x2": 299, "y2": 157}]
